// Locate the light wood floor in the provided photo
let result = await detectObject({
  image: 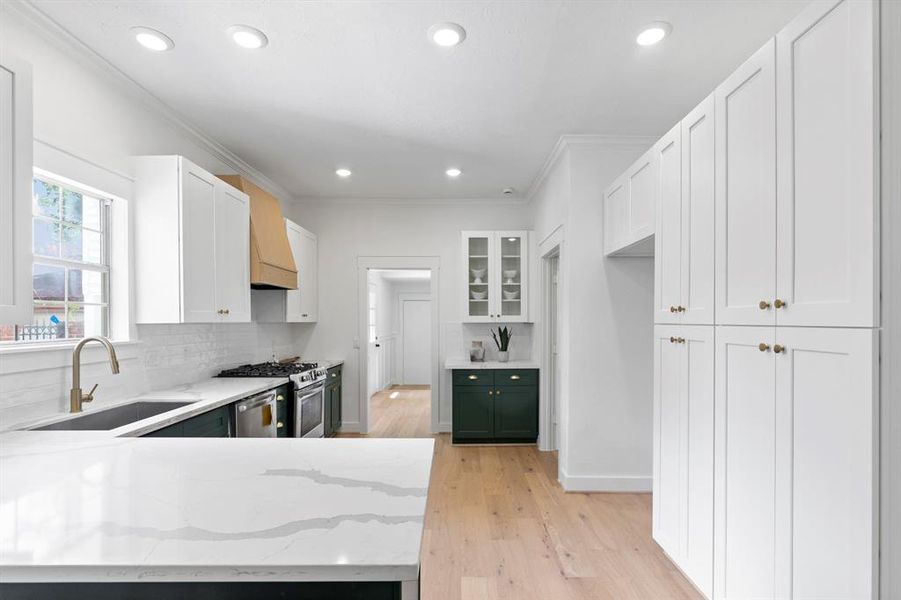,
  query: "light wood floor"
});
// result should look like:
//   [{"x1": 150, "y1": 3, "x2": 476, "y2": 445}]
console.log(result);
[{"x1": 342, "y1": 387, "x2": 702, "y2": 600}]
